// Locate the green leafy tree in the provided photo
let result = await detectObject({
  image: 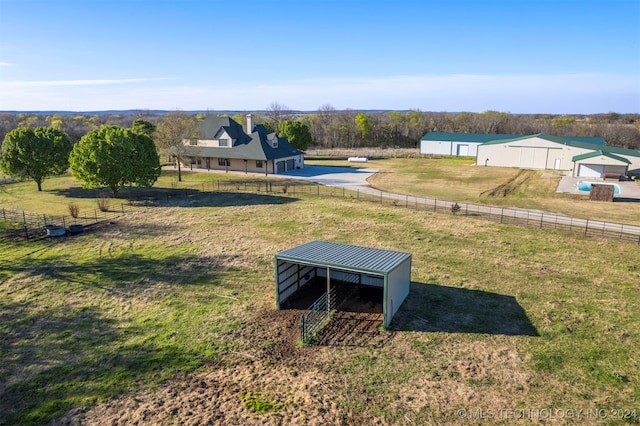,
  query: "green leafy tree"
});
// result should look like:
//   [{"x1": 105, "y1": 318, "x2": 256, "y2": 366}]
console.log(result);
[
  {"x1": 131, "y1": 118, "x2": 156, "y2": 137},
  {"x1": 261, "y1": 121, "x2": 274, "y2": 133},
  {"x1": 154, "y1": 112, "x2": 199, "y2": 182},
  {"x1": 69, "y1": 126, "x2": 161, "y2": 197},
  {"x1": 278, "y1": 120, "x2": 312, "y2": 151},
  {"x1": 354, "y1": 113, "x2": 371, "y2": 141},
  {"x1": 0, "y1": 127, "x2": 72, "y2": 191}
]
